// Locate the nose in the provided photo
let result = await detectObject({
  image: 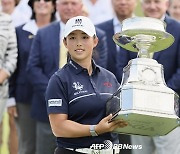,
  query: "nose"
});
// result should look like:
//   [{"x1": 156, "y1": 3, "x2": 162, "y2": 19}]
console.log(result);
[
  {"x1": 149, "y1": 1, "x2": 156, "y2": 9},
  {"x1": 66, "y1": 3, "x2": 73, "y2": 10},
  {"x1": 76, "y1": 43, "x2": 82, "y2": 47},
  {"x1": 76, "y1": 38, "x2": 82, "y2": 47}
]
